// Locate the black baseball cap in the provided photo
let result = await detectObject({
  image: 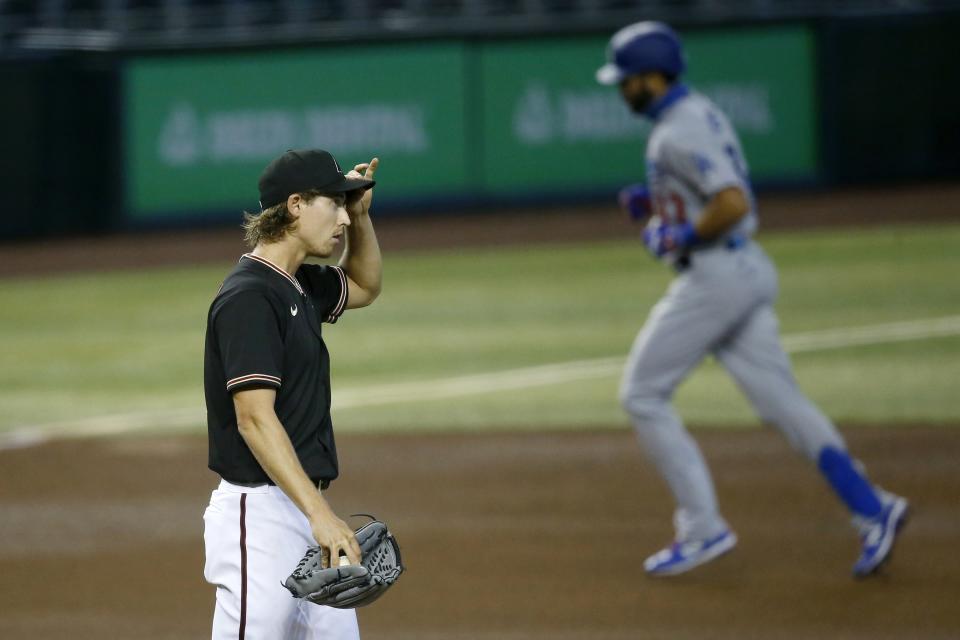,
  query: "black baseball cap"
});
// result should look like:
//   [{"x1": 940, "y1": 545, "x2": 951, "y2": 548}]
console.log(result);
[{"x1": 257, "y1": 149, "x2": 375, "y2": 210}]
